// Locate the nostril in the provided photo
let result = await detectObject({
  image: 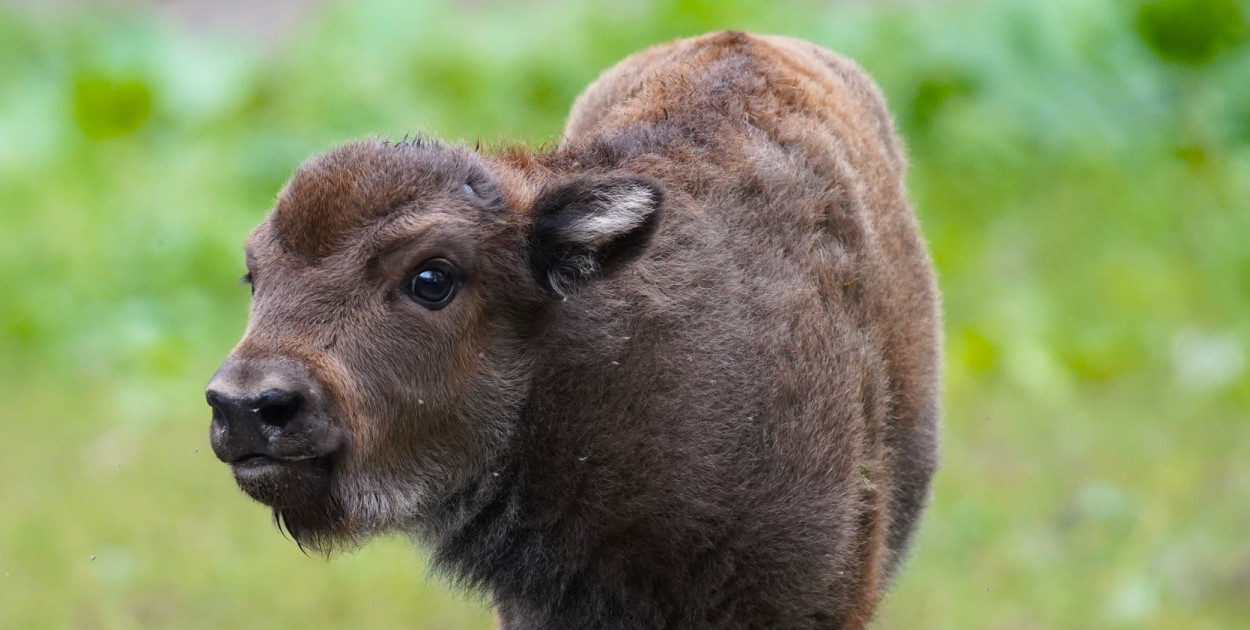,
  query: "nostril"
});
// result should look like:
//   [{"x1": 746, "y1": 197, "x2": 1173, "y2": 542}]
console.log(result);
[{"x1": 253, "y1": 389, "x2": 303, "y2": 429}]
